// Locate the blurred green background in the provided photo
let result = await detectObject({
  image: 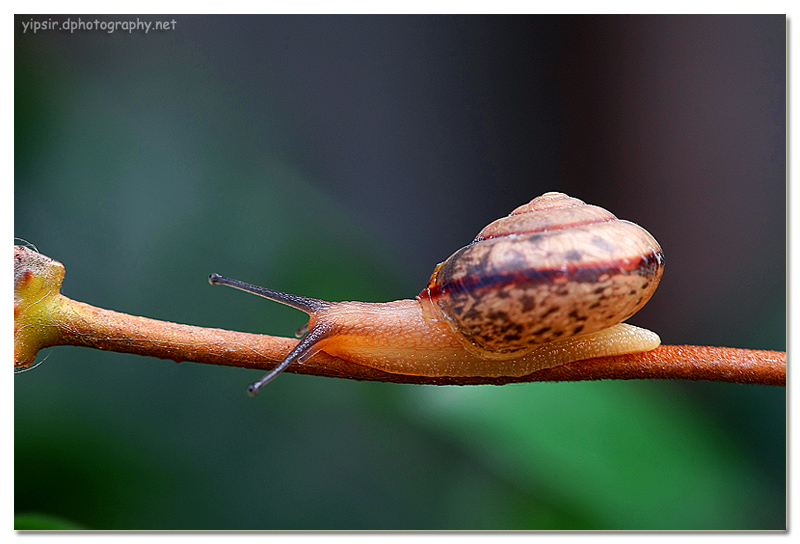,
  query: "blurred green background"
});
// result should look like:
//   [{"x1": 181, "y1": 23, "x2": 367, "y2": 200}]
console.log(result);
[{"x1": 15, "y1": 15, "x2": 785, "y2": 530}]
